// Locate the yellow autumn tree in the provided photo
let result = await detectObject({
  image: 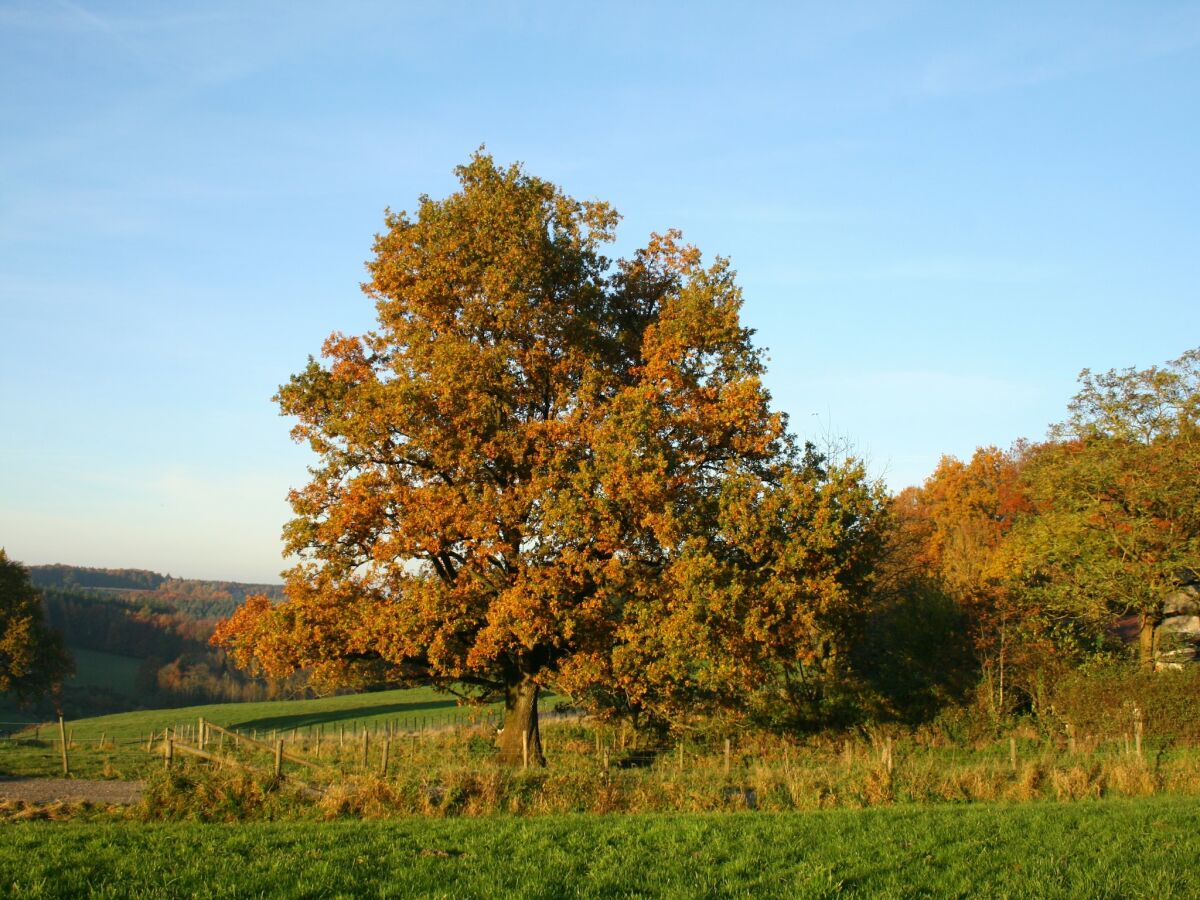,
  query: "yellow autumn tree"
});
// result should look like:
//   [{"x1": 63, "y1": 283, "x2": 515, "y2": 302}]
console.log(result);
[{"x1": 214, "y1": 153, "x2": 884, "y2": 764}]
